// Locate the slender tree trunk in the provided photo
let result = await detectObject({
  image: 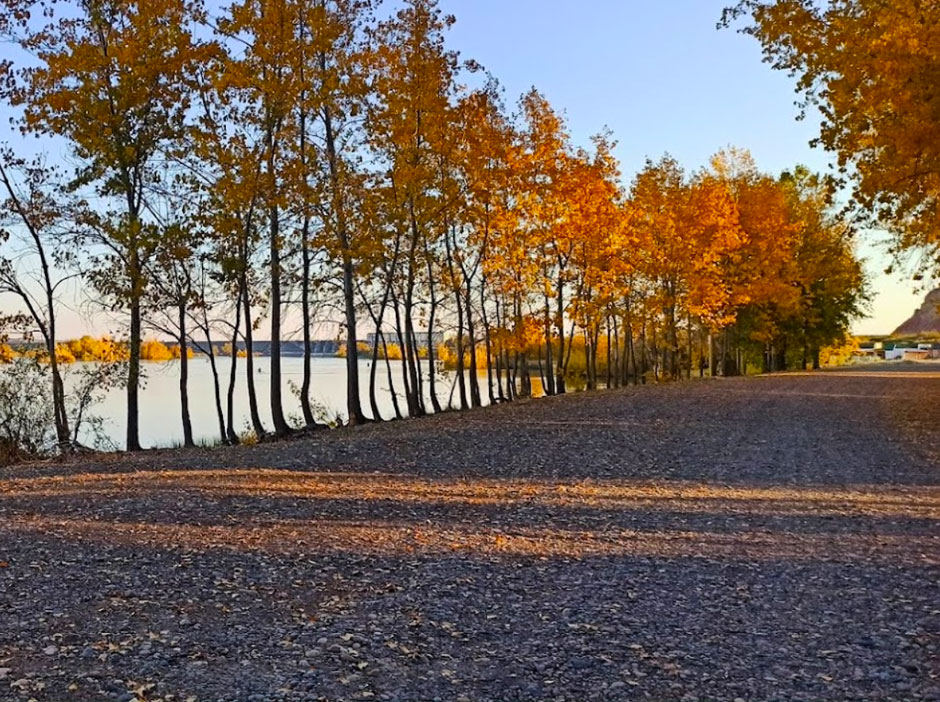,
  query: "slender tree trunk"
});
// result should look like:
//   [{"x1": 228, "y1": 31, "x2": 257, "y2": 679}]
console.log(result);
[
  {"x1": 200, "y1": 310, "x2": 227, "y2": 445},
  {"x1": 391, "y1": 293, "x2": 412, "y2": 412},
  {"x1": 363, "y1": 289, "x2": 392, "y2": 422},
  {"x1": 300, "y1": 226, "x2": 316, "y2": 427},
  {"x1": 178, "y1": 298, "x2": 194, "y2": 448},
  {"x1": 444, "y1": 230, "x2": 467, "y2": 409},
  {"x1": 494, "y1": 297, "x2": 507, "y2": 401},
  {"x1": 464, "y1": 282, "x2": 481, "y2": 408},
  {"x1": 640, "y1": 319, "x2": 648, "y2": 384},
  {"x1": 127, "y1": 279, "x2": 142, "y2": 452},
  {"x1": 241, "y1": 267, "x2": 265, "y2": 438},
  {"x1": 606, "y1": 318, "x2": 613, "y2": 389},
  {"x1": 585, "y1": 328, "x2": 595, "y2": 390},
  {"x1": 411, "y1": 327, "x2": 426, "y2": 415},
  {"x1": 225, "y1": 285, "x2": 243, "y2": 445},
  {"x1": 380, "y1": 331, "x2": 403, "y2": 419},
  {"x1": 42, "y1": 270, "x2": 68, "y2": 447},
  {"x1": 543, "y1": 289, "x2": 556, "y2": 396},
  {"x1": 268, "y1": 195, "x2": 290, "y2": 437},
  {"x1": 454, "y1": 289, "x2": 468, "y2": 409},
  {"x1": 403, "y1": 293, "x2": 422, "y2": 416},
  {"x1": 554, "y1": 277, "x2": 566, "y2": 394},
  {"x1": 319, "y1": 83, "x2": 365, "y2": 426},
  {"x1": 426, "y1": 278, "x2": 443, "y2": 414},
  {"x1": 480, "y1": 280, "x2": 496, "y2": 404},
  {"x1": 297, "y1": 50, "x2": 317, "y2": 429},
  {"x1": 368, "y1": 333, "x2": 383, "y2": 421},
  {"x1": 422, "y1": 233, "x2": 443, "y2": 414},
  {"x1": 708, "y1": 331, "x2": 715, "y2": 377},
  {"x1": 402, "y1": 216, "x2": 423, "y2": 417},
  {"x1": 341, "y1": 254, "x2": 365, "y2": 424}
]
